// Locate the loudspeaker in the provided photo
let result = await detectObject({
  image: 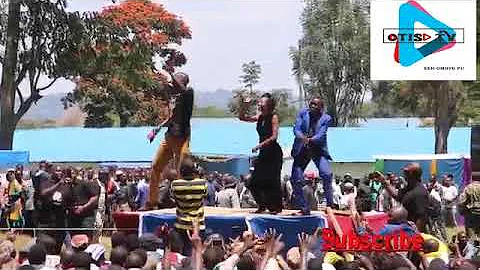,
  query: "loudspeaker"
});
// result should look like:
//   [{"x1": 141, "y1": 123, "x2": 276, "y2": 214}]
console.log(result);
[{"x1": 472, "y1": 126, "x2": 480, "y2": 177}]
